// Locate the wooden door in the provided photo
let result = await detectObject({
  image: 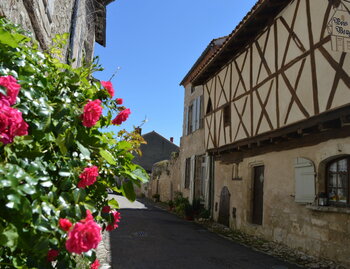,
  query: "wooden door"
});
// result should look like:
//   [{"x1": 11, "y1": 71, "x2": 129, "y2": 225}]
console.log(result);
[
  {"x1": 252, "y1": 166, "x2": 264, "y2": 225},
  {"x1": 218, "y1": 186, "x2": 230, "y2": 227}
]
